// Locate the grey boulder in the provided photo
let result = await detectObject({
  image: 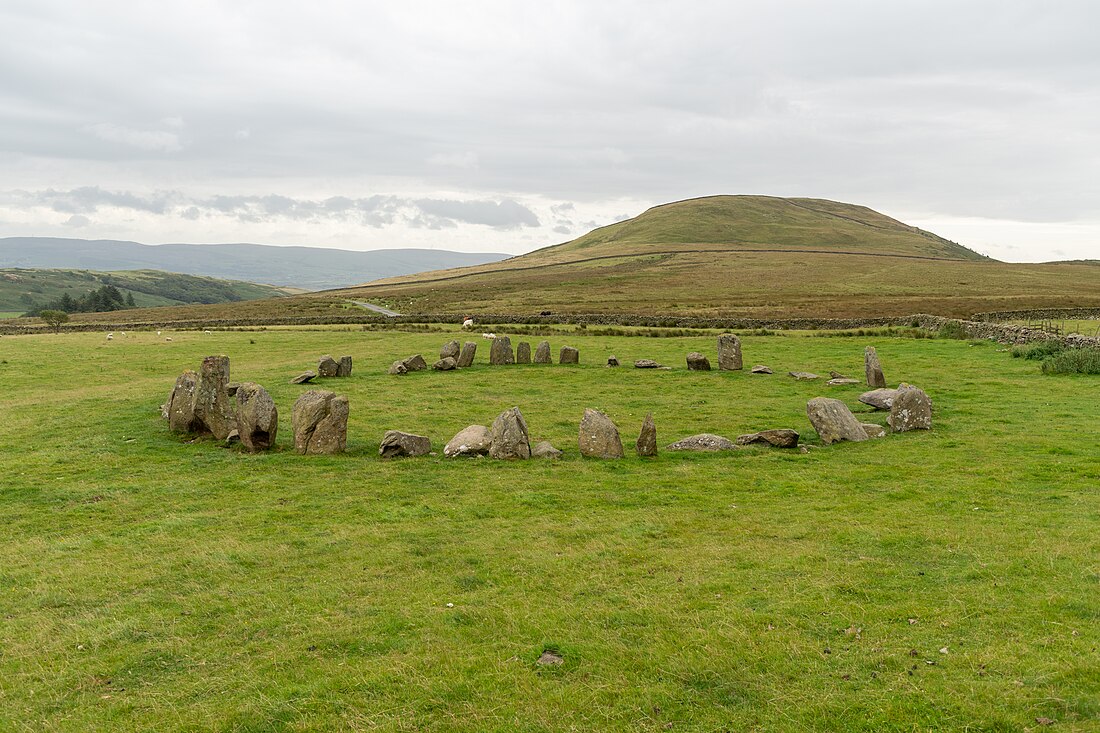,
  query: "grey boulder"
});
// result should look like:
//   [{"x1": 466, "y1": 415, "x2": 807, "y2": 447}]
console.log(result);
[
  {"x1": 318, "y1": 355, "x2": 339, "y2": 378},
  {"x1": 489, "y1": 407, "x2": 531, "y2": 459},
  {"x1": 865, "y1": 346, "x2": 887, "y2": 388},
  {"x1": 235, "y1": 382, "x2": 278, "y2": 452},
  {"x1": 736, "y1": 429, "x2": 800, "y2": 448},
  {"x1": 379, "y1": 430, "x2": 431, "y2": 458},
  {"x1": 432, "y1": 357, "x2": 457, "y2": 371},
  {"x1": 806, "y1": 397, "x2": 868, "y2": 445},
  {"x1": 686, "y1": 352, "x2": 711, "y2": 371},
  {"x1": 717, "y1": 333, "x2": 743, "y2": 370},
  {"x1": 859, "y1": 388, "x2": 898, "y2": 411},
  {"x1": 444, "y1": 425, "x2": 492, "y2": 457},
  {"x1": 888, "y1": 383, "x2": 932, "y2": 432},
  {"x1": 579, "y1": 408, "x2": 624, "y2": 458},
  {"x1": 516, "y1": 342, "x2": 532, "y2": 364},
  {"x1": 292, "y1": 390, "x2": 349, "y2": 455},
  {"x1": 490, "y1": 337, "x2": 514, "y2": 365},
  {"x1": 533, "y1": 341, "x2": 552, "y2": 364},
  {"x1": 440, "y1": 340, "x2": 461, "y2": 361},
  {"x1": 667, "y1": 434, "x2": 737, "y2": 452},
  {"x1": 636, "y1": 412, "x2": 657, "y2": 457},
  {"x1": 559, "y1": 346, "x2": 579, "y2": 364},
  {"x1": 531, "y1": 440, "x2": 563, "y2": 459},
  {"x1": 457, "y1": 341, "x2": 477, "y2": 368}
]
